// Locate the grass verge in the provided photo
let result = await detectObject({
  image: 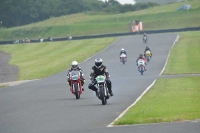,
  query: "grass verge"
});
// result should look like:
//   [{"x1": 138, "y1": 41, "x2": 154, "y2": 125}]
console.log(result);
[
  {"x1": 0, "y1": 85, "x2": 7, "y2": 88},
  {"x1": 0, "y1": 38, "x2": 117, "y2": 80},
  {"x1": 114, "y1": 76, "x2": 200, "y2": 125},
  {"x1": 163, "y1": 31, "x2": 200, "y2": 74}
]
